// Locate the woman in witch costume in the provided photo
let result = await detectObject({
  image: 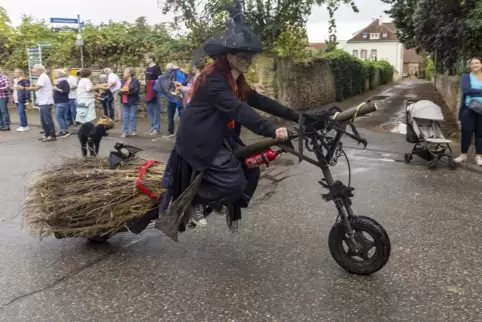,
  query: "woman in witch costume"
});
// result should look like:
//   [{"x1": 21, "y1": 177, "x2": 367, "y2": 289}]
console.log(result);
[{"x1": 156, "y1": 2, "x2": 300, "y2": 238}]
